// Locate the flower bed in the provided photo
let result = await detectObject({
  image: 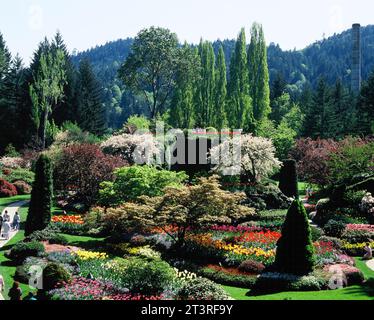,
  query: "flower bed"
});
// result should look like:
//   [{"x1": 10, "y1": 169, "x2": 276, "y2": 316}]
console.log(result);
[
  {"x1": 52, "y1": 215, "x2": 84, "y2": 225},
  {"x1": 346, "y1": 224, "x2": 374, "y2": 232}
]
